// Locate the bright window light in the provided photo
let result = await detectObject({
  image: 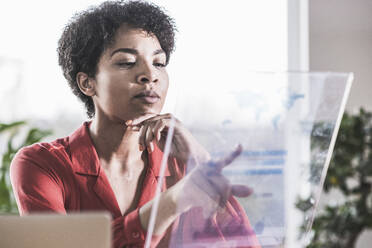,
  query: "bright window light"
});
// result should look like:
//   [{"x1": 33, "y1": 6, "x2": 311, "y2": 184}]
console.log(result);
[{"x1": 0, "y1": 0, "x2": 287, "y2": 122}]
